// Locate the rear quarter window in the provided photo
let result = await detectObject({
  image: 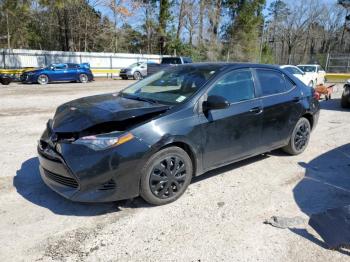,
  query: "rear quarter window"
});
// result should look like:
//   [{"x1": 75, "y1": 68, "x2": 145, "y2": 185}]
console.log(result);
[{"x1": 256, "y1": 69, "x2": 293, "y2": 96}]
